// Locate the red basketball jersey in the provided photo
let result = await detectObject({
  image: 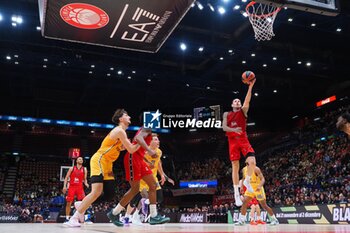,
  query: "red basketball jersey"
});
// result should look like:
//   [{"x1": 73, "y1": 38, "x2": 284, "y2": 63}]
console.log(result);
[
  {"x1": 132, "y1": 128, "x2": 152, "y2": 158},
  {"x1": 69, "y1": 166, "x2": 85, "y2": 187},
  {"x1": 226, "y1": 109, "x2": 247, "y2": 138}
]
